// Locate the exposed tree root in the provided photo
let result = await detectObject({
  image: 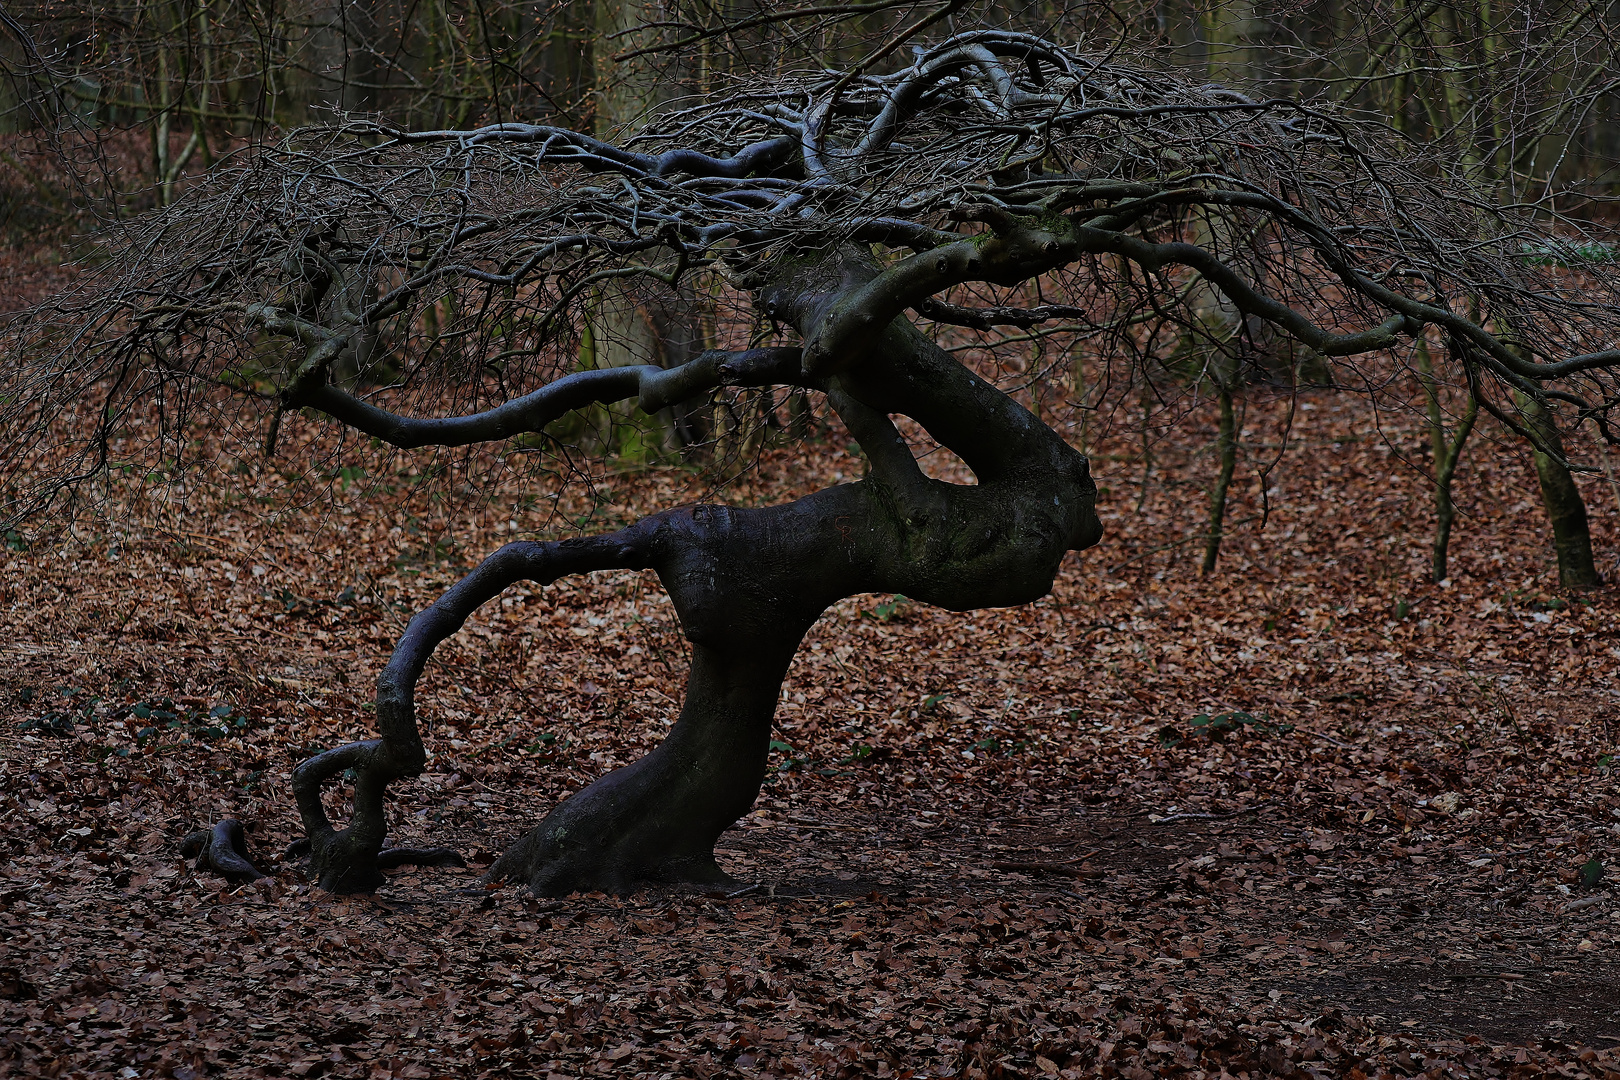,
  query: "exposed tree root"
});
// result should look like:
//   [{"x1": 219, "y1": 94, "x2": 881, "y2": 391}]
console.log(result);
[
  {"x1": 281, "y1": 836, "x2": 465, "y2": 876},
  {"x1": 180, "y1": 819, "x2": 269, "y2": 884},
  {"x1": 376, "y1": 847, "x2": 466, "y2": 870}
]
